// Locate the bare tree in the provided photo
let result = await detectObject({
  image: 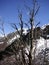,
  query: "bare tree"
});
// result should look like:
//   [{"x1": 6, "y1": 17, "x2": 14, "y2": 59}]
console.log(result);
[
  {"x1": 25, "y1": 0, "x2": 40, "y2": 65},
  {"x1": 10, "y1": 10, "x2": 27, "y2": 65},
  {"x1": 10, "y1": 0, "x2": 40, "y2": 65}
]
